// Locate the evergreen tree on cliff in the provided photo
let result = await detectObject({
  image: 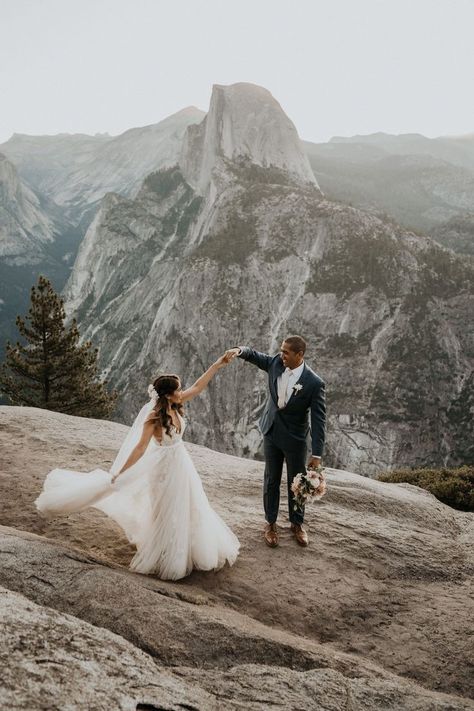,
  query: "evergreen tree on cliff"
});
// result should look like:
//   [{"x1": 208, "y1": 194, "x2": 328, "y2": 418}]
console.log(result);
[{"x1": 0, "y1": 276, "x2": 116, "y2": 418}]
